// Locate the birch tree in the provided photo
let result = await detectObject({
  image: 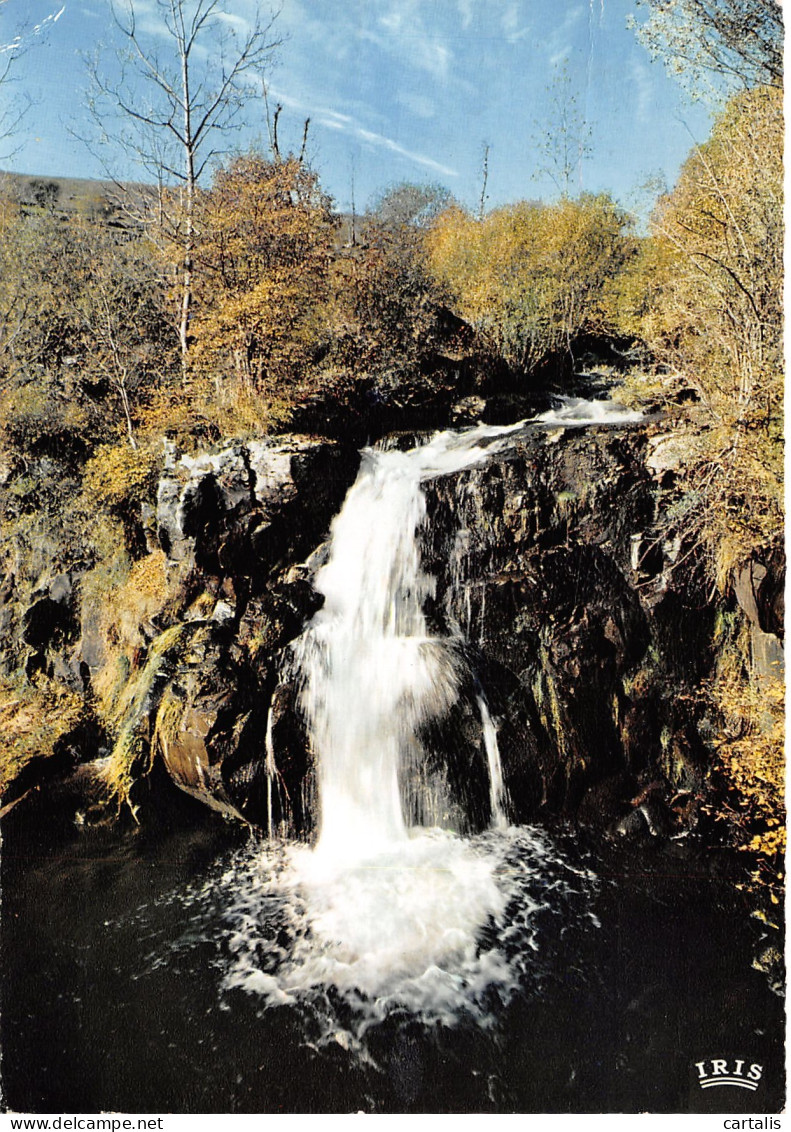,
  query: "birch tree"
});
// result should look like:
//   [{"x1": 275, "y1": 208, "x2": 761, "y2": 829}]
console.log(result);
[
  {"x1": 533, "y1": 61, "x2": 592, "y2": 198},
  {"x1": 88, "y1": 0, "x2": 280, "y2": 374}
]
